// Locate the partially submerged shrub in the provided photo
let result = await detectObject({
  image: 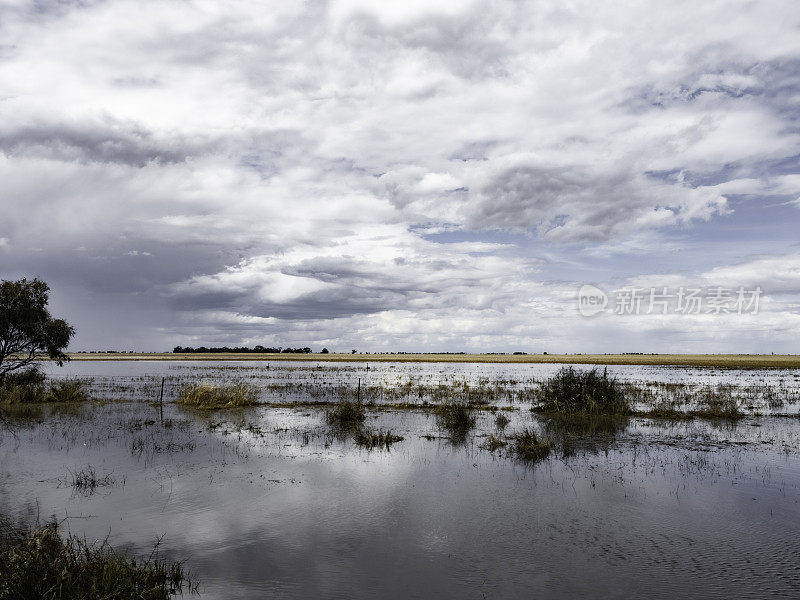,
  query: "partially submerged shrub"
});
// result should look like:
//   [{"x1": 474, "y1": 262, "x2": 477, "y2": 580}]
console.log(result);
[
  {"x1": 177, "y1": 382, "x2": 260, "y2": 409},
  {"x1": 512, "y1": 428, "x2": 553, "y2": 462},
  {"x1": 354, "y1": 428, "x2": 403, "y2": 450},
  {"x1": 536, "y1": 367, "x2": 629, "y2": 415},
  {"x1": 326, "y1": 400, "x2": 366, "y2": 429},
  {"x1": 0, "y1": 521, "x2": 190, "y2": 600}
]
